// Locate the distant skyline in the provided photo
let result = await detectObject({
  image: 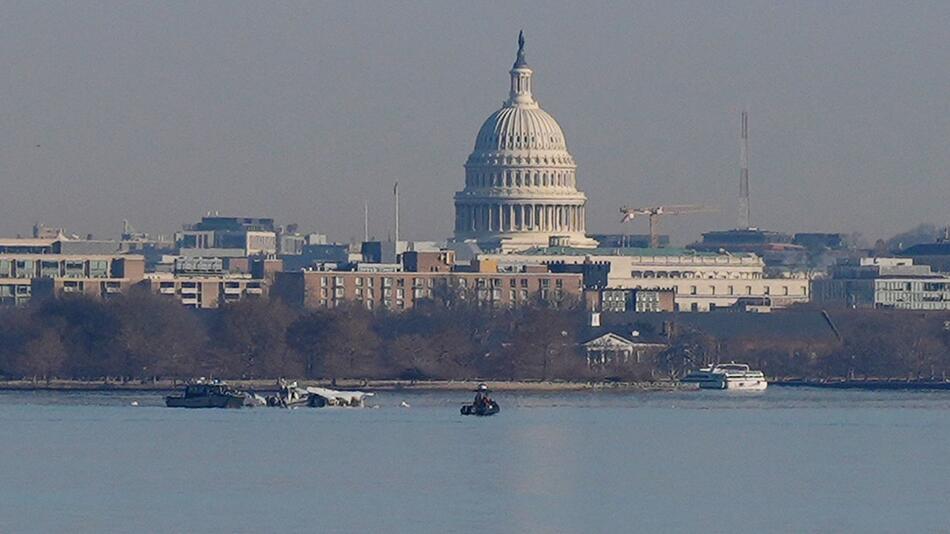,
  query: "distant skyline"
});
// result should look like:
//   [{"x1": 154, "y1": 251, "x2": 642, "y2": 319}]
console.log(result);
[{"x1": 2, "y1": 2, "x2": 948, "y2": 245}]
